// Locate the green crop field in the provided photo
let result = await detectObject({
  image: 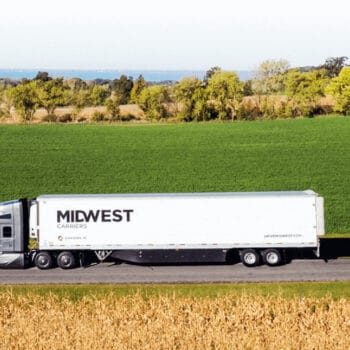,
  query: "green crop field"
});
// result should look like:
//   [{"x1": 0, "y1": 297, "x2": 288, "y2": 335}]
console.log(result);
[{"x1": 0, "y1": 116, "x2": 349, "y2": 233}]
